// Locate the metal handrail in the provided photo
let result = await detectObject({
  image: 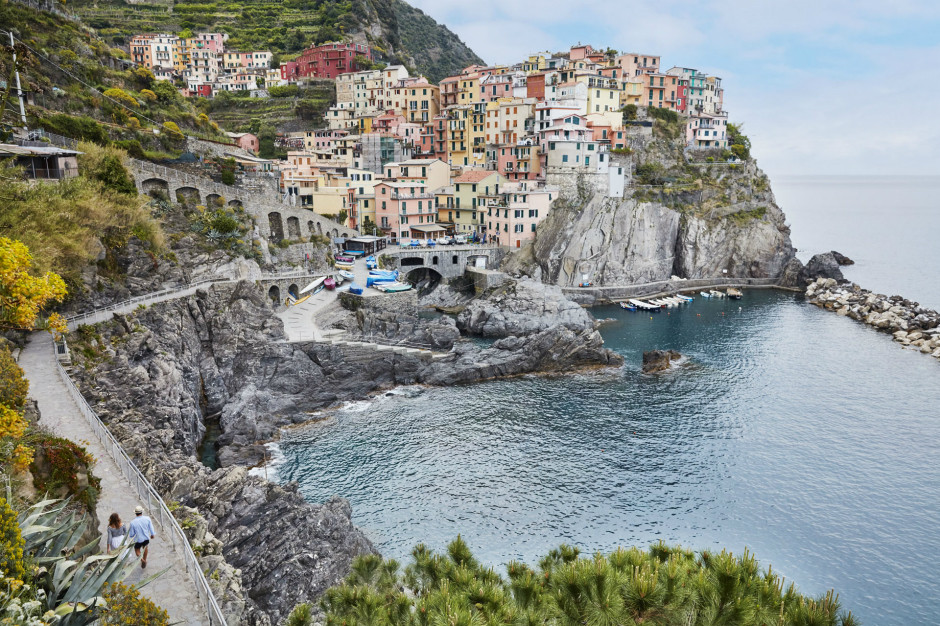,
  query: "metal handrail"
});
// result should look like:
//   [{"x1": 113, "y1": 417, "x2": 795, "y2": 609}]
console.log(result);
[{"x1": 52, "y1": 343, "x2": 228, "y2": 626}]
